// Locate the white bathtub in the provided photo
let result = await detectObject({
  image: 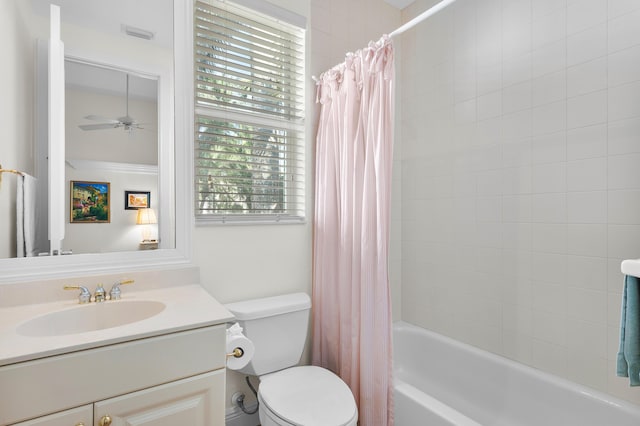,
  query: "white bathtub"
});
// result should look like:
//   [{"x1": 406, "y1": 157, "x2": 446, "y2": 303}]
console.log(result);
[{"x1": 393, "y1": 321, "x2": 640, "y2": 426}]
